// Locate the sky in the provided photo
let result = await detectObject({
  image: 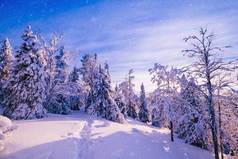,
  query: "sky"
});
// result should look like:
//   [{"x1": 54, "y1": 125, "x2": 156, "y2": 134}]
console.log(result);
[{"x1": 0, "y1": 0, "x2": 238, "y2": 92}]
